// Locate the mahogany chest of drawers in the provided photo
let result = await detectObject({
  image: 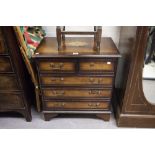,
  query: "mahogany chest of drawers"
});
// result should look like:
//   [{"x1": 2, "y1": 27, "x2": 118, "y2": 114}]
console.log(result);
[
  {"x1": 0, "y1": 27, "x2": 33, "y2": 121},
  {"x1": 33, "y1": 37, "x2": 120, "y2": 121}
]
